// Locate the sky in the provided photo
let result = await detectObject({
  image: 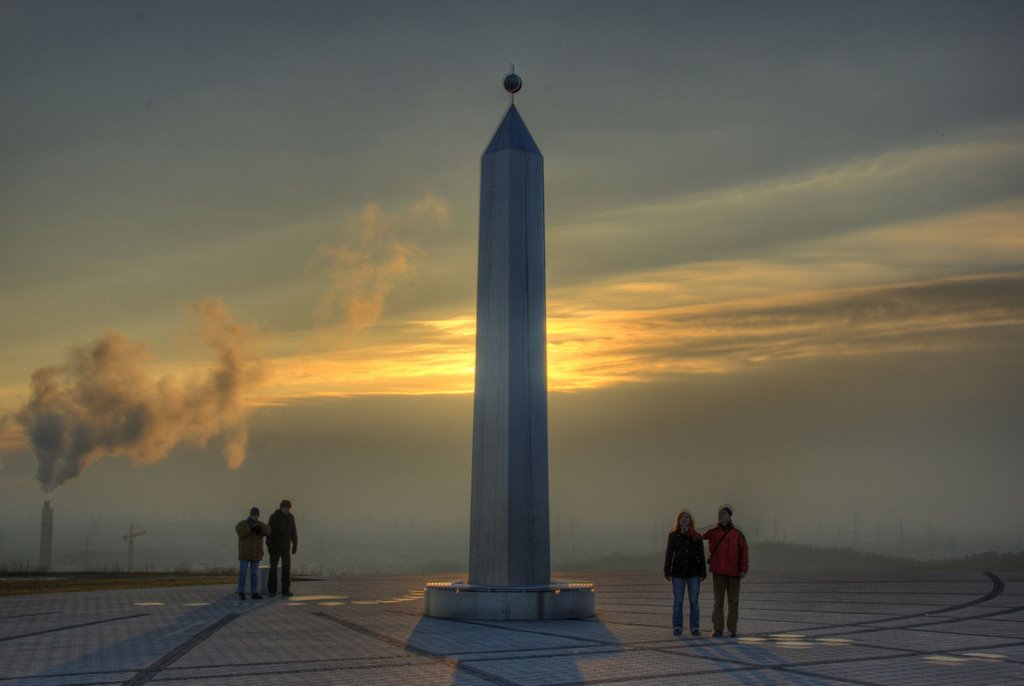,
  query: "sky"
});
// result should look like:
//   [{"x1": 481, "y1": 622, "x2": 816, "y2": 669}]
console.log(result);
[{"x1": 1, "y1": 1, "x2": 1022, "y2": 569}]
